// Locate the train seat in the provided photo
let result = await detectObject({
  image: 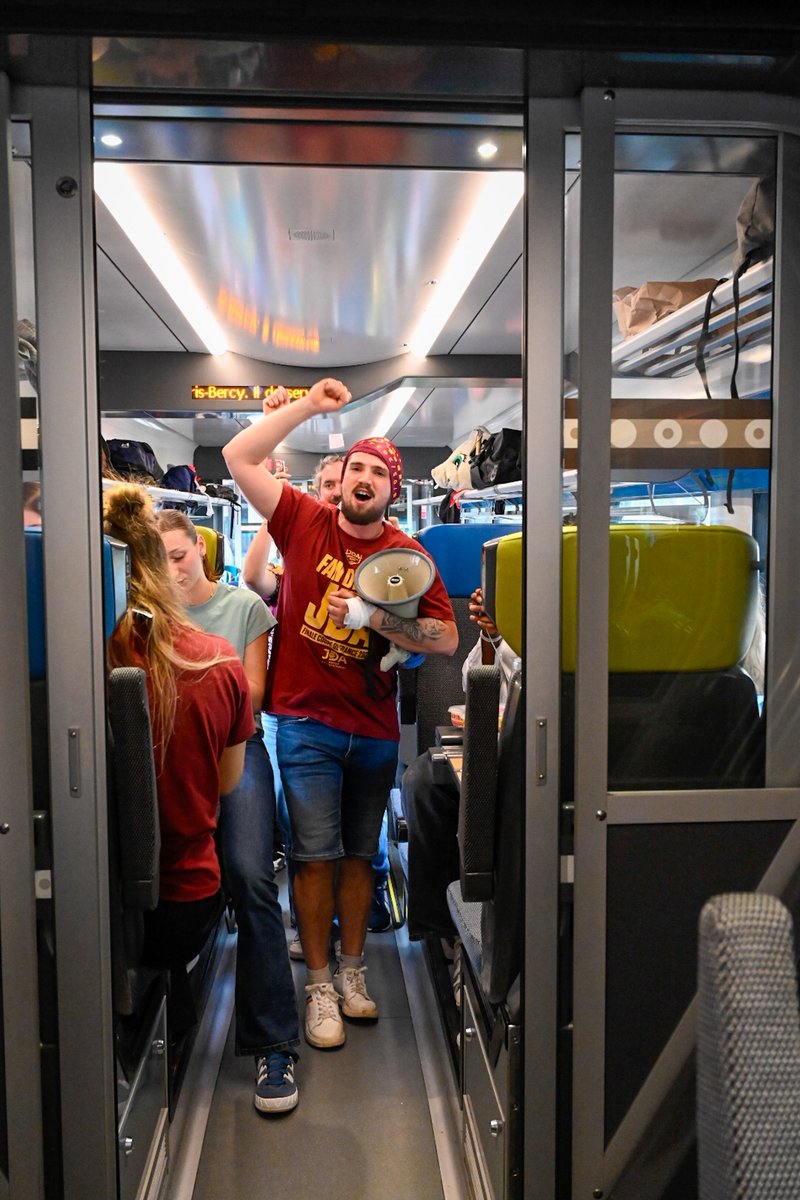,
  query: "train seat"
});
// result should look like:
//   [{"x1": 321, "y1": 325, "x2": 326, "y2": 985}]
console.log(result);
[
  {"x1": 447, "y1": 523, "x2": 766, "y2": 1198},
  {"x1": 406, "y1": 522, "x2": 522, "y2": 759},
  {"x1": 445, "y1": 662, "x2": 524, "y2": 1200},
  {"x1": 482, "y1": 522, "x2": 760, "y2": 669},
  {"x1": 697, "y1": 892, "x2": 800, "y2": 1199},
  {"x1": 107, "y1": 666, "x2": 162, "y2": 1018},
  {"x1": 194, "y1": 524, "x2": 226, "y2": 581},
  {"x1": 25, "y1": 527, "x2": 46, "y2": 681},
  {"x1": 481, "y1": 523, "x2": 765, "y2": 794}
]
